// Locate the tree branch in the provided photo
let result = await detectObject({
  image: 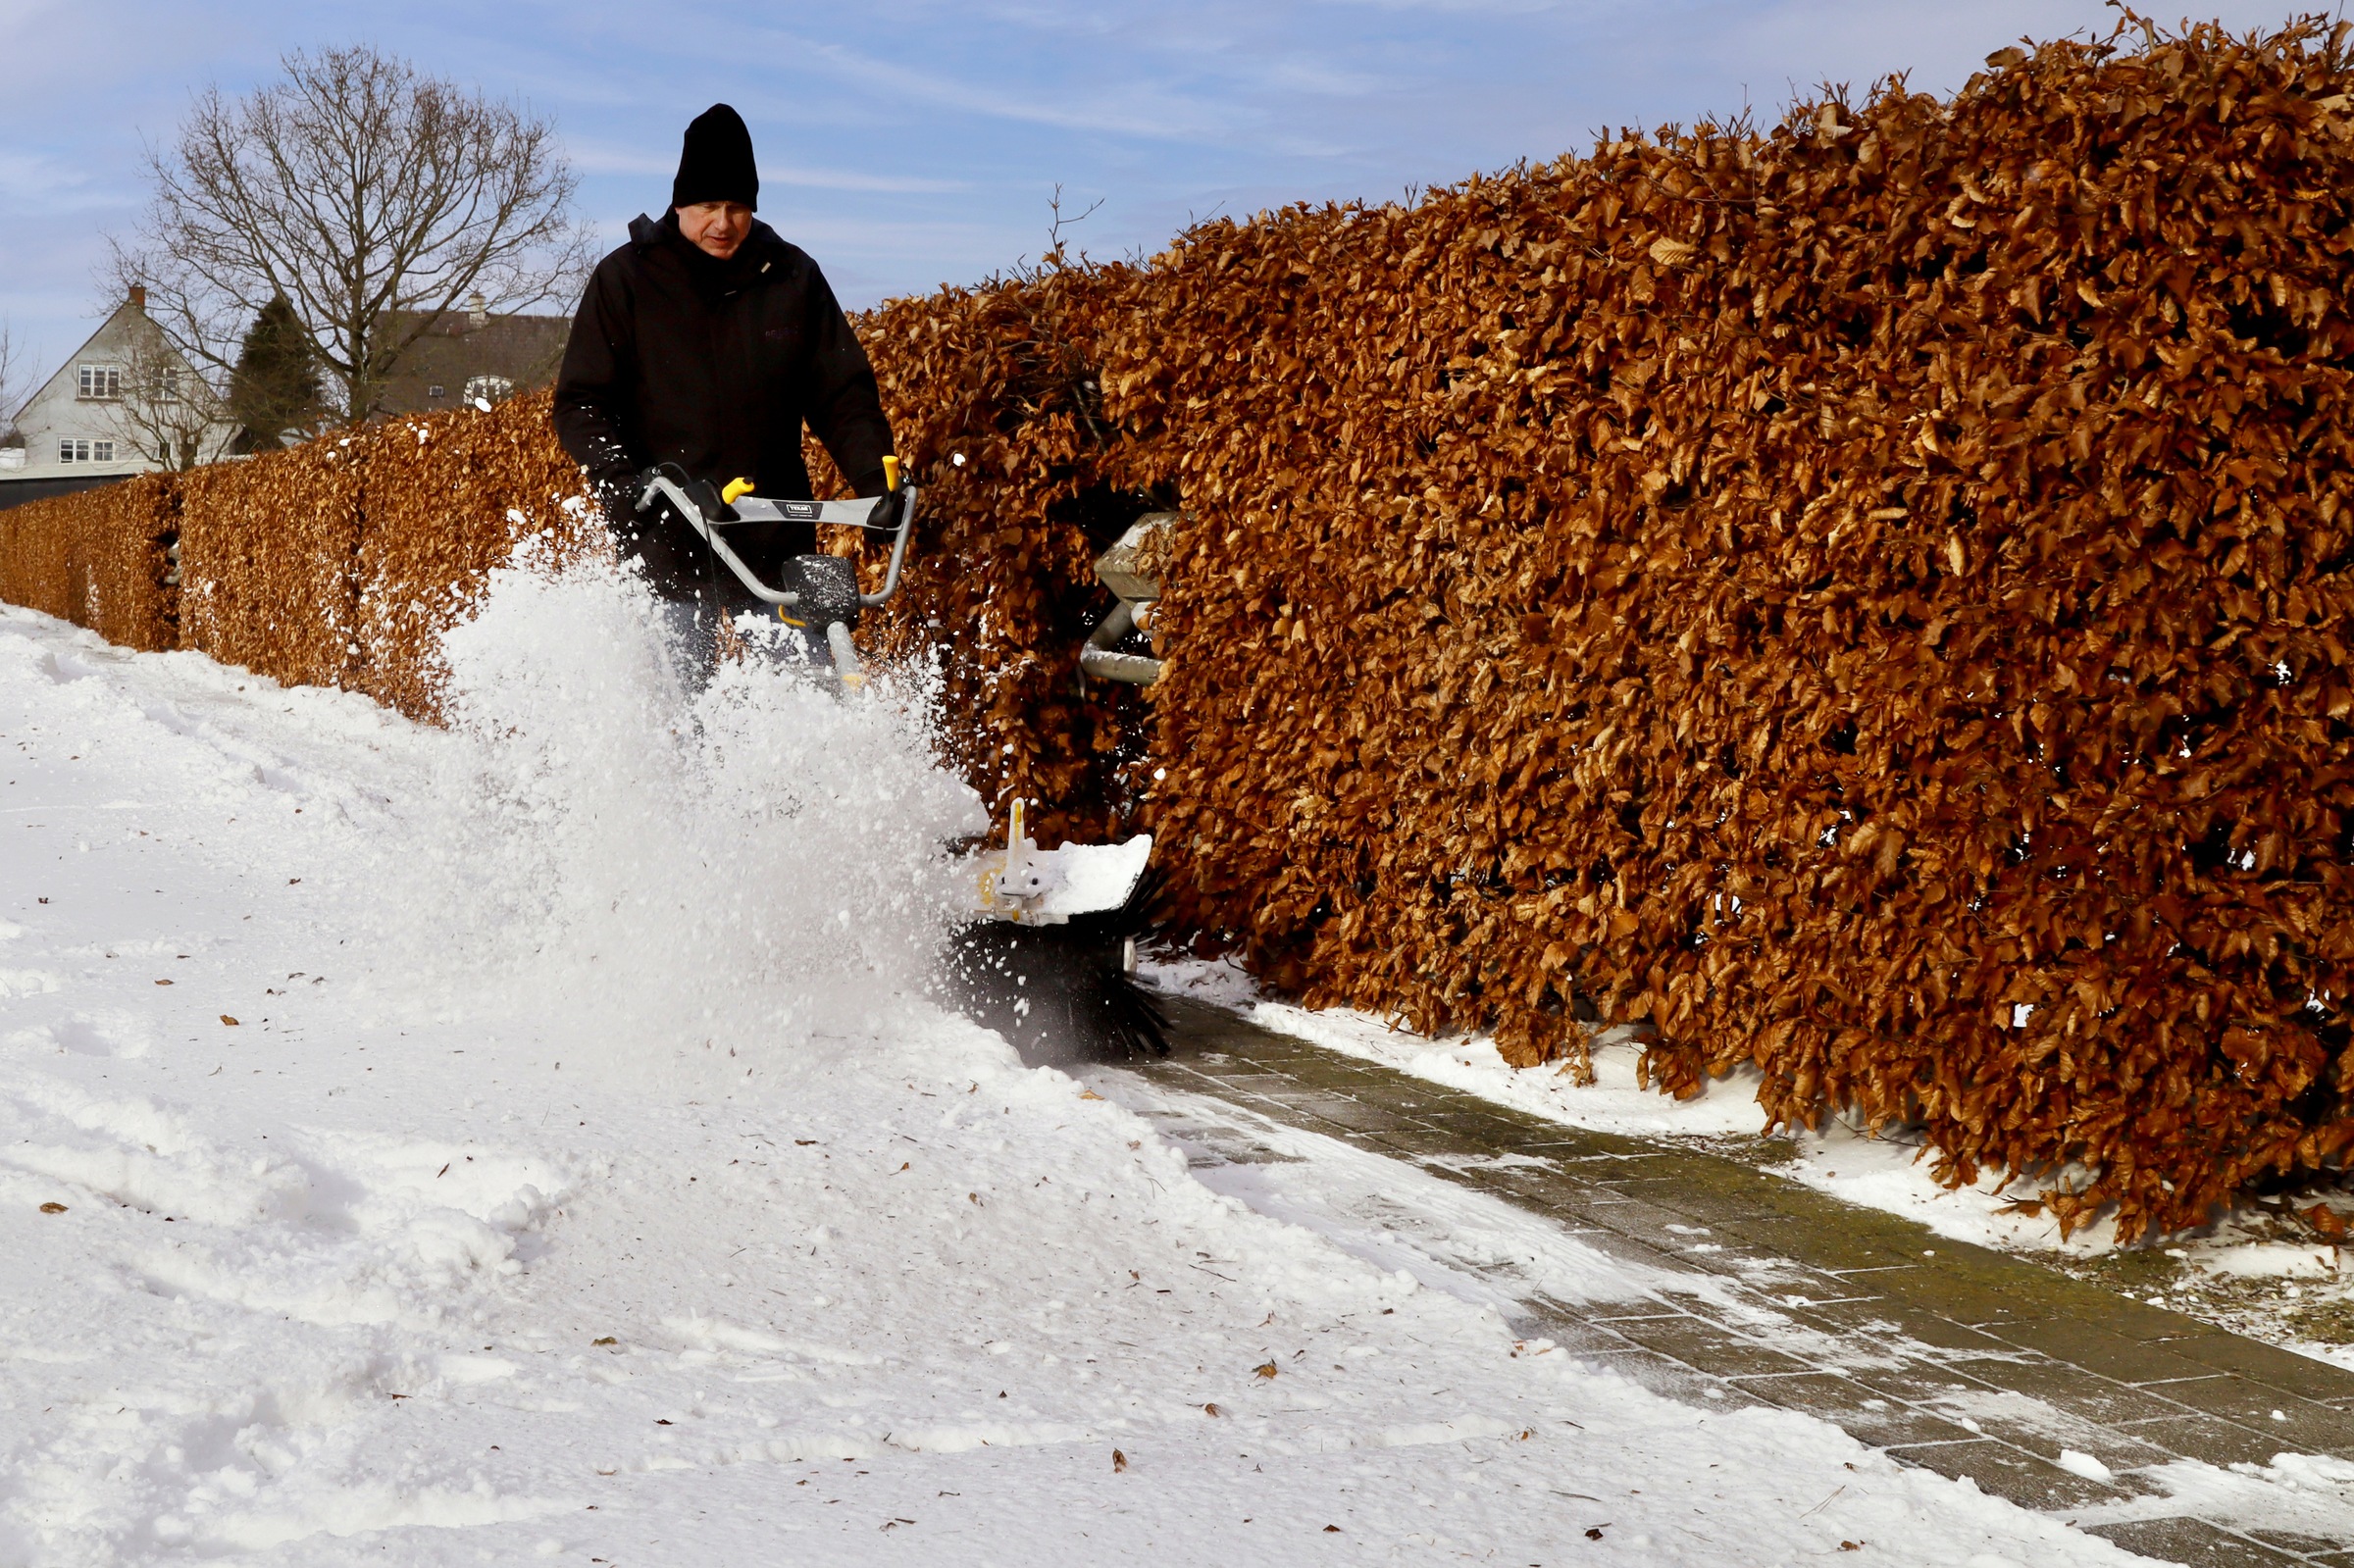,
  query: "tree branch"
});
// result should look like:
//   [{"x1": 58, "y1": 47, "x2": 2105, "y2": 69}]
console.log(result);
[{"x1": 107, "y1": 45, "x2": 589, "y2": 425}]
